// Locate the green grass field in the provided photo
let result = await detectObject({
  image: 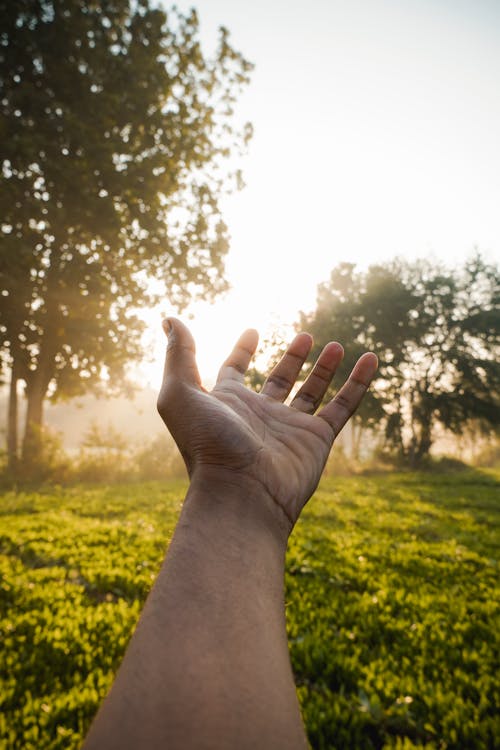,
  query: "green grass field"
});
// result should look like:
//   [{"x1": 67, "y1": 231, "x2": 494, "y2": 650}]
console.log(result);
[{"x1": 1, "y1": 471, "x2": 498, "y2": 749}]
